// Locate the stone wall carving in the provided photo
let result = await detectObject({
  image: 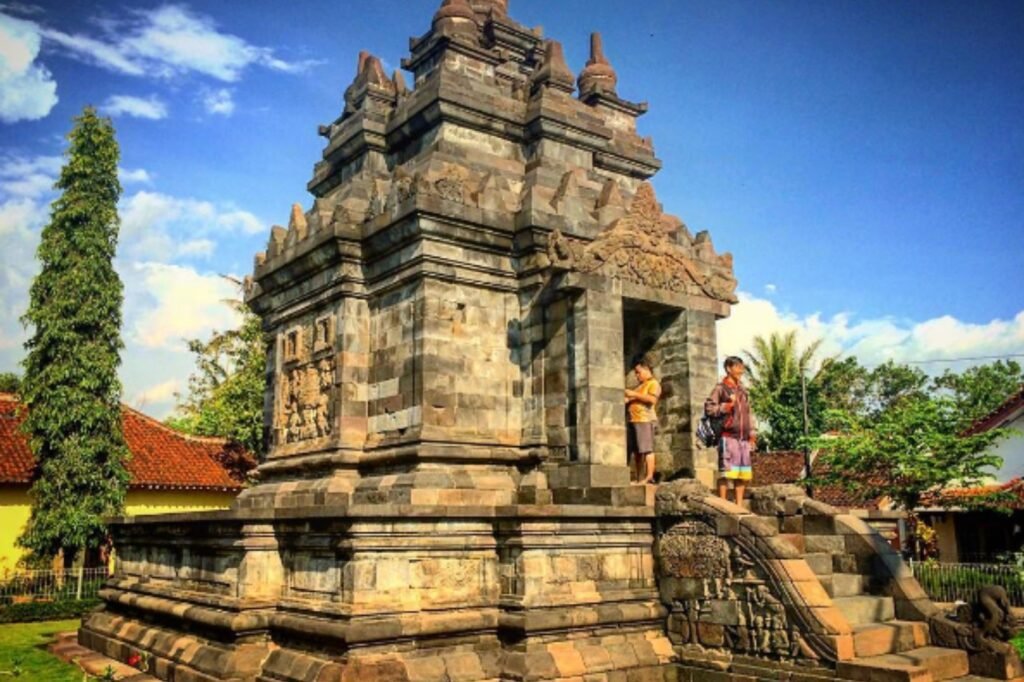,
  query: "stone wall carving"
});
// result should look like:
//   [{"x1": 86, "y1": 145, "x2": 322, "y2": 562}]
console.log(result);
[
  {"x1": 658, "y1": 519, "x2": 818, "y2": 664},
  {"x1": 277, "y1": 318, "x2": 337, "y2": 444},
  {"x1": 548, "y1": 182, "x2": 738, "y2": 303},
  {"x1": 930, "y1": 585, "x2": 1015, "y2": 651}
]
